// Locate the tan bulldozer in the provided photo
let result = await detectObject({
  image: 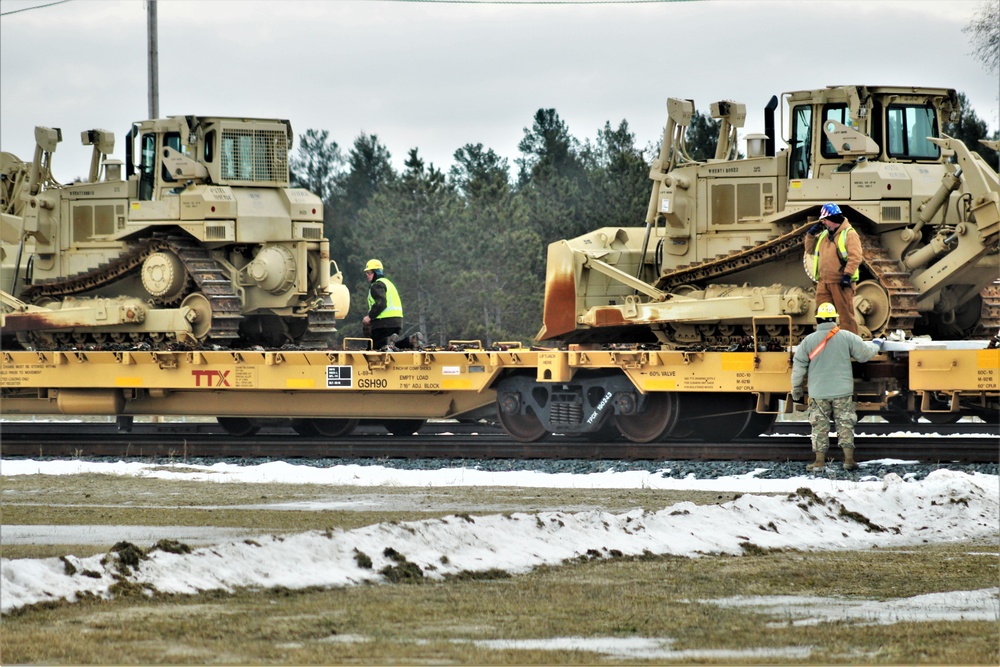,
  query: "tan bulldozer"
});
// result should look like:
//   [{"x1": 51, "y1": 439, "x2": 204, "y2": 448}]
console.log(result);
[
  {"x1": 538, "y1": 86, "x2": 999, "y2": 348},
  {"x1": 1, "y1": 116, "x2": 349, "y2": 349}
]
